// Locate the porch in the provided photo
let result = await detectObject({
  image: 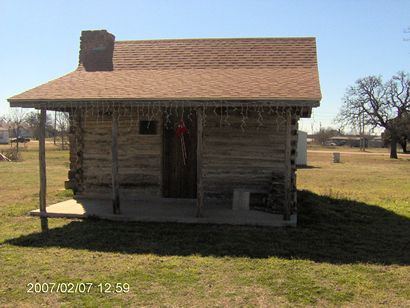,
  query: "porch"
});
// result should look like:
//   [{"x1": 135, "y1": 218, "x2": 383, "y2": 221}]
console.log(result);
[{"x1": 30, "y1": 198, "x2": 297, "y2": 227}]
